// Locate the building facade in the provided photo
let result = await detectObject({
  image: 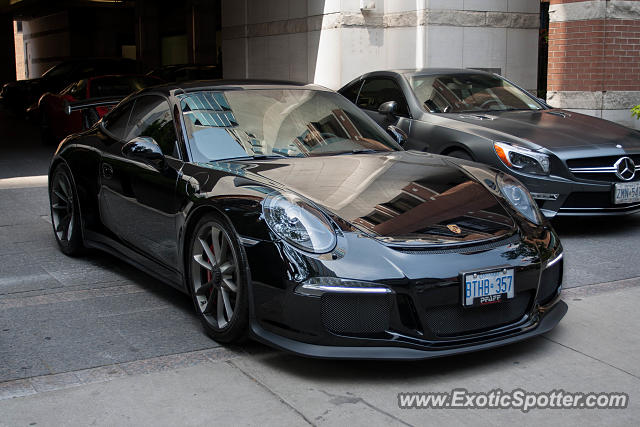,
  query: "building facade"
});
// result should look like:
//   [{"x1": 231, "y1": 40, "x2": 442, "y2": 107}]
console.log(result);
[
  {"x1": 222, "y1": 0, "x2": 541, "y2": 92},
  {"x1": 546, "y1": 0, "x2": 640, "y2": 129}
]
